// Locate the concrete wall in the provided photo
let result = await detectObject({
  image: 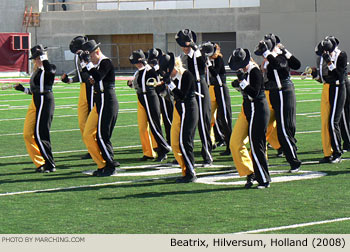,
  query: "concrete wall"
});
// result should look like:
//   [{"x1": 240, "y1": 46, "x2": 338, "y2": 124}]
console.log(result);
[
  {"x1": 26, "y1": 6, "x2": 260, "y2": 73},
  {"x1": 0, "y1": 1, "x2": 26, "y2": 33},
  {"x1": 260, "y1": 0, "x2": 350, "y2": 70}
]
